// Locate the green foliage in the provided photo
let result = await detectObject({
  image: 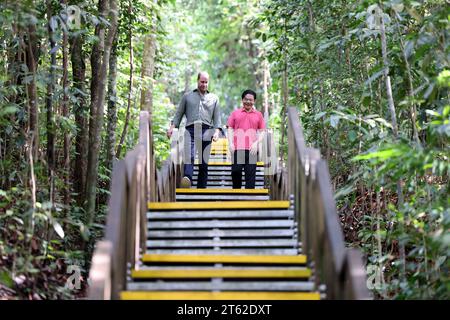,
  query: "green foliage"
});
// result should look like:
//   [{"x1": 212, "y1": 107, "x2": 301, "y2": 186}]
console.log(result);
[
  {"x1": 0, "y1": 185, "x2": 89, "y2": 299},
  {"x1": 255, "y1": 0, "x2": 449, "y2": 299},
  {"x1": 0, "y1": 0, "x2": 171, "y2": 299}
]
